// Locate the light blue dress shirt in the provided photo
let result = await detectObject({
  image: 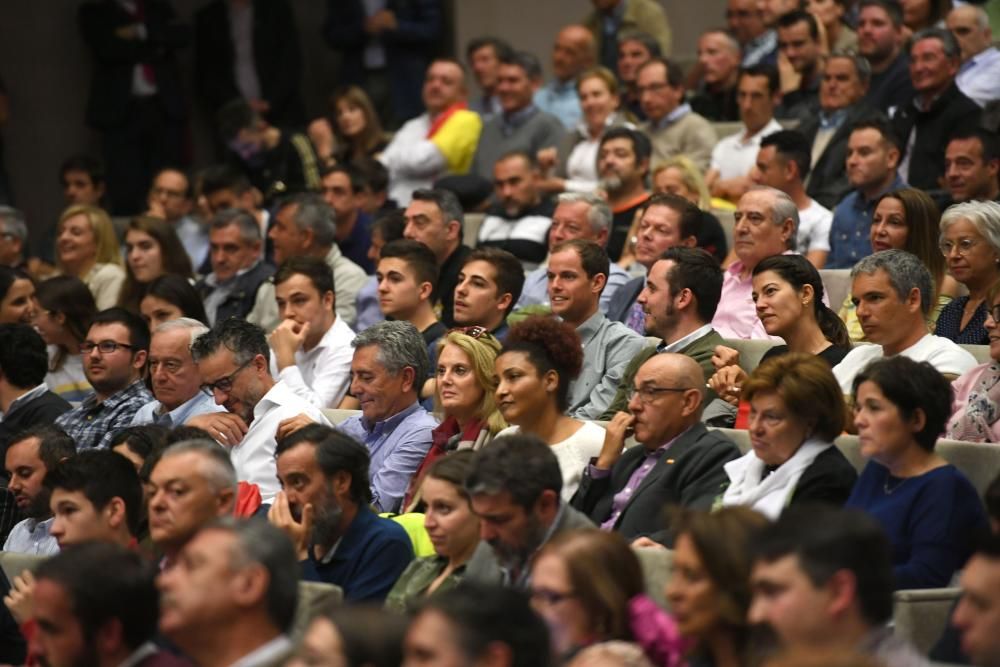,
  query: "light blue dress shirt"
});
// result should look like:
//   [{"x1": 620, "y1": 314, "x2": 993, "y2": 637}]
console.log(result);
[
  {"x1": 534, "y1": 79, "x2": 581, "y2": 130},
  {"x1": 130, "y1": 390, "x2": 227, "y2": 427}
]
